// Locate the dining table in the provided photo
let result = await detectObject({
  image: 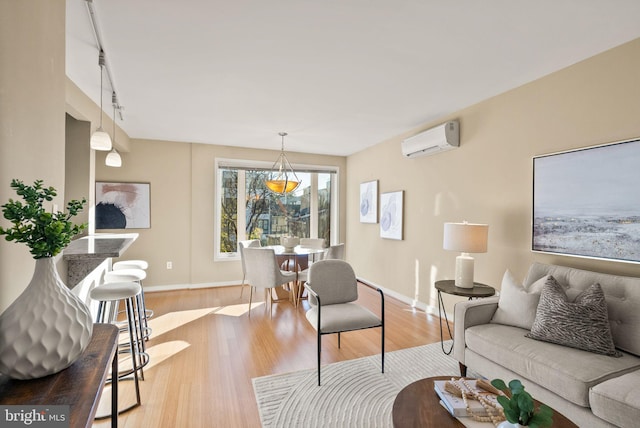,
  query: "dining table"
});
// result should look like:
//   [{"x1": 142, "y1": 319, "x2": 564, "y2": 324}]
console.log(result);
[{"x1": 265, "y1": 245, "x2": 326, "y2": 305}]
